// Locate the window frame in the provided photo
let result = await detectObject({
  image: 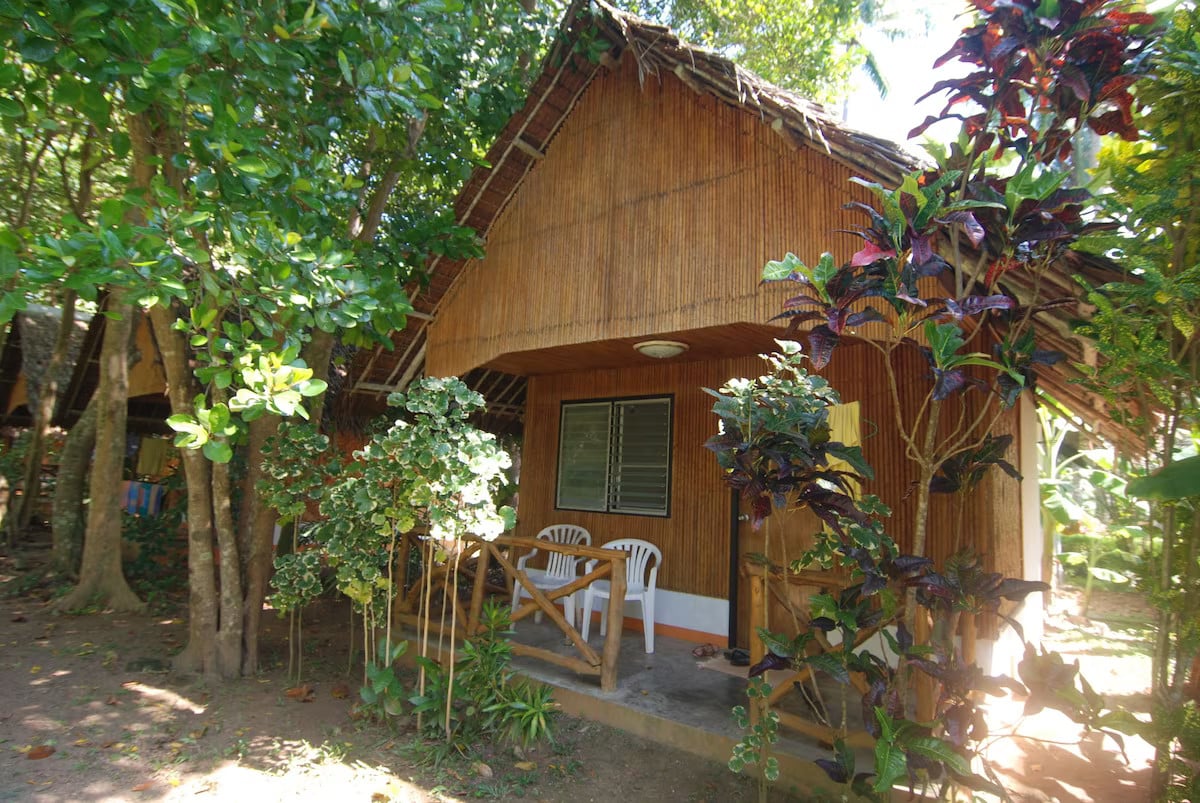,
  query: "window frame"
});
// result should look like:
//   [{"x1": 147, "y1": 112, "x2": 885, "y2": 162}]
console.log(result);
[{"x1": 554, "y1": 394, "x2": 674, "y2": 518}]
